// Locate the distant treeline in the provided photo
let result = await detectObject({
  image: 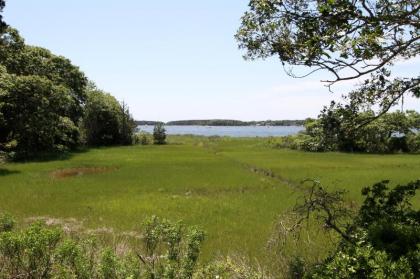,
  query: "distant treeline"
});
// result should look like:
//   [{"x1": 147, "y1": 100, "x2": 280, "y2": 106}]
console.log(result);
[
  {"x1": 136, "y1": 119, "x2": 305, "y2": 126},
  {"x1": 135, "y1": 121, "x2": 164, "y2": 126}
]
